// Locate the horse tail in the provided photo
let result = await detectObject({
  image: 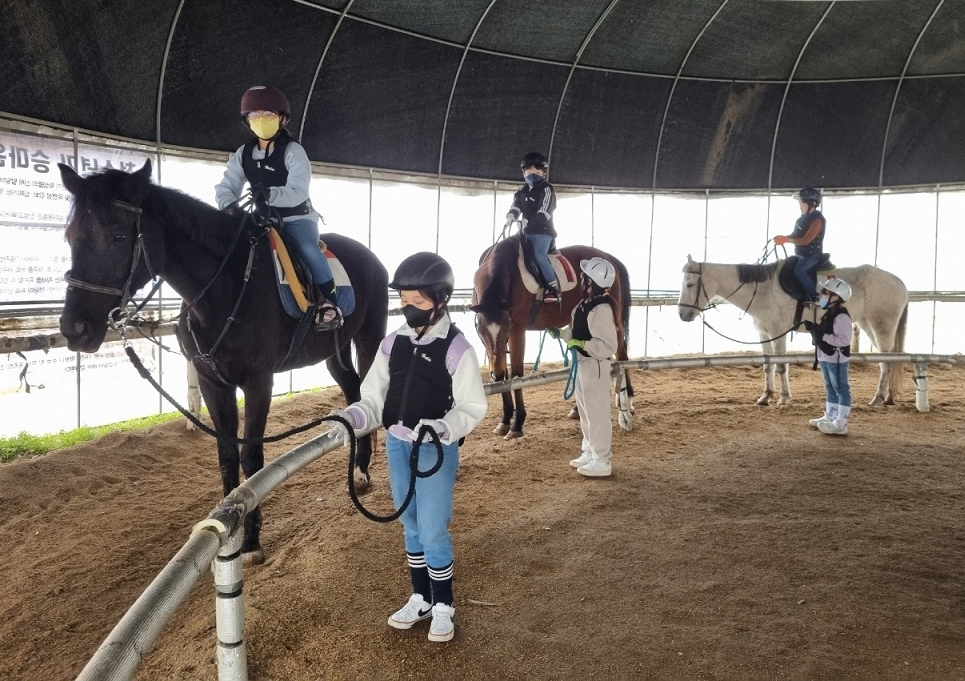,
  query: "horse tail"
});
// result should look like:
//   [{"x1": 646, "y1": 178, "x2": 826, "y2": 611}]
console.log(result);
[
  {"x1": 890, "y1": 302, "x2": 909, "y2": 398},
  {"x1": 613, "y1": 256, "x2": 634, "y2": 398},
  {"x1": 614, "y1": 256, "x2": 631, "y2": 348}
]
